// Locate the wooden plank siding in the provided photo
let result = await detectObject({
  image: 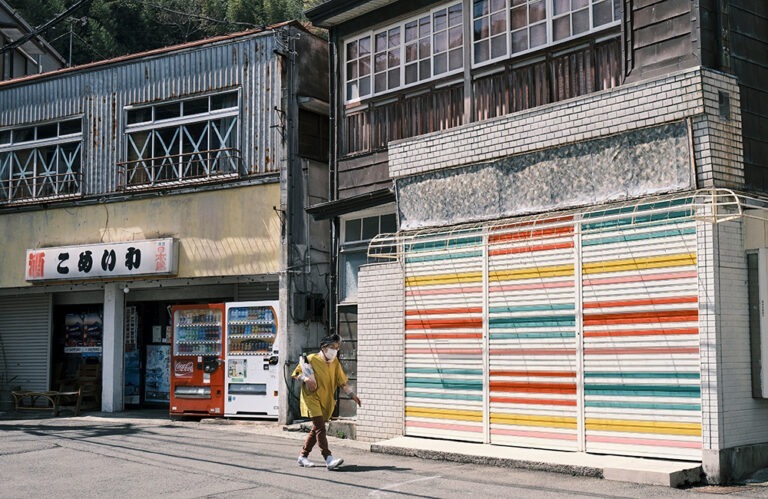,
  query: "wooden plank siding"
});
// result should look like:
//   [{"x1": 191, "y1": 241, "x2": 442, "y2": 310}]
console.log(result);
[
  {"x1": 626, "y1": 0, "x2": 699, "y2": 81},
  {"x1": 342, "y1": 36, "x2": 621, "y2": 158},
  {"x1": 730, "y1": 0, "x2": 768, "y2": 190}
]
